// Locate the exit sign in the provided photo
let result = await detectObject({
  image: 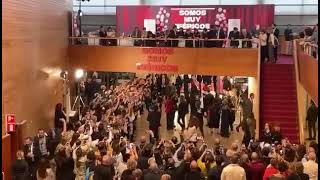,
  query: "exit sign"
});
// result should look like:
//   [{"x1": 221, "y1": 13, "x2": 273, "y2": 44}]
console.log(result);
[{"x1": 5, "y1": 114, "x2": 16, "y2": 133}]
